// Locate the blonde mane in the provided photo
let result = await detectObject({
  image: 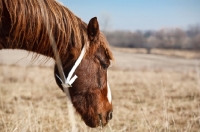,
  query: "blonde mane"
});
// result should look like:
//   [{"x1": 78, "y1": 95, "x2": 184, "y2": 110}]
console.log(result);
[{"x1": 0, "y1": 0, "x2": 88, "y2": 62}]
